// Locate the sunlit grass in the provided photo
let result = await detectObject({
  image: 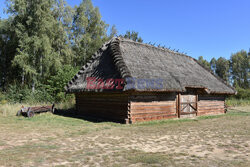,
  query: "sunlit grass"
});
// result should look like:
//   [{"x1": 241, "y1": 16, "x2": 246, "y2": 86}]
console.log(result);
[
  {"x1": 0, "y1": 102, "x2": 249, "y2": 166},
  {"x1": 226, "y1": 98, "x2": 250, "y2": 107},
  {"x1": 0, "y1": 101, "x2": 75, "y2": 117}
]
